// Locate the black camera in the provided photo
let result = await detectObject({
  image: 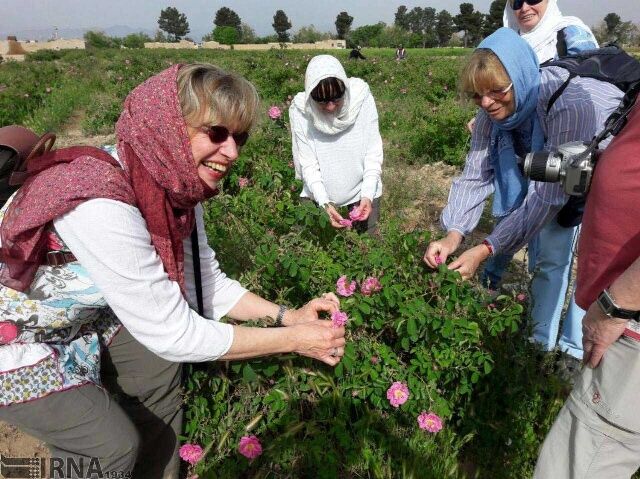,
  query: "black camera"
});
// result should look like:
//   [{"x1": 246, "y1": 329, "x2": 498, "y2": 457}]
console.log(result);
[{"x1": 523, "y1": 141, "x2": 595, "y2": 196}]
